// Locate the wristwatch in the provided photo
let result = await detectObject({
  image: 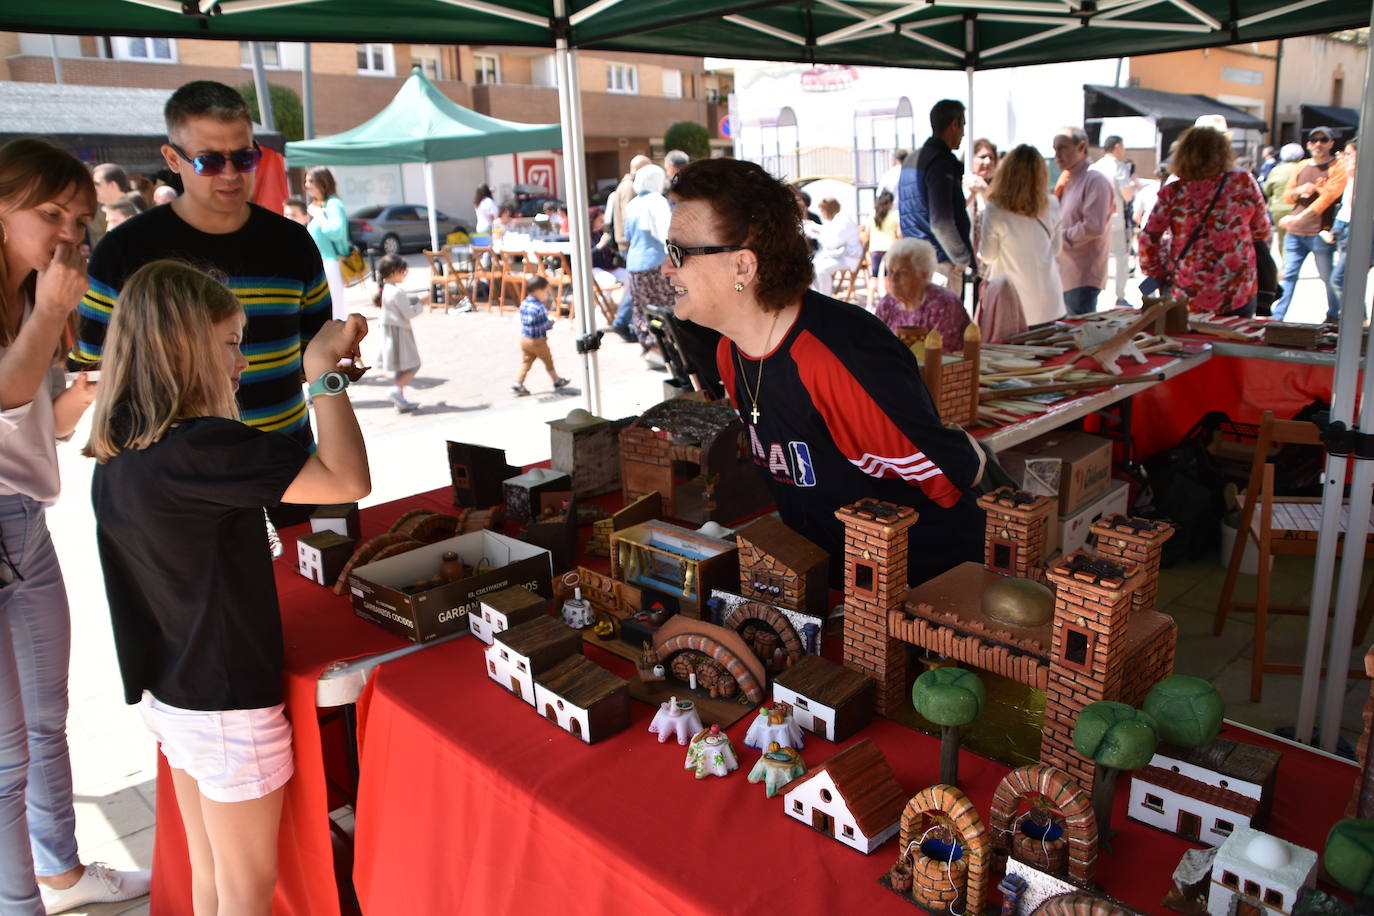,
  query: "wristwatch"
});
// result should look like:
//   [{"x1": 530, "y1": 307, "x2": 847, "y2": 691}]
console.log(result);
[{"x1": 307, "y1": 369, "x2": 349, "y2": 400}]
